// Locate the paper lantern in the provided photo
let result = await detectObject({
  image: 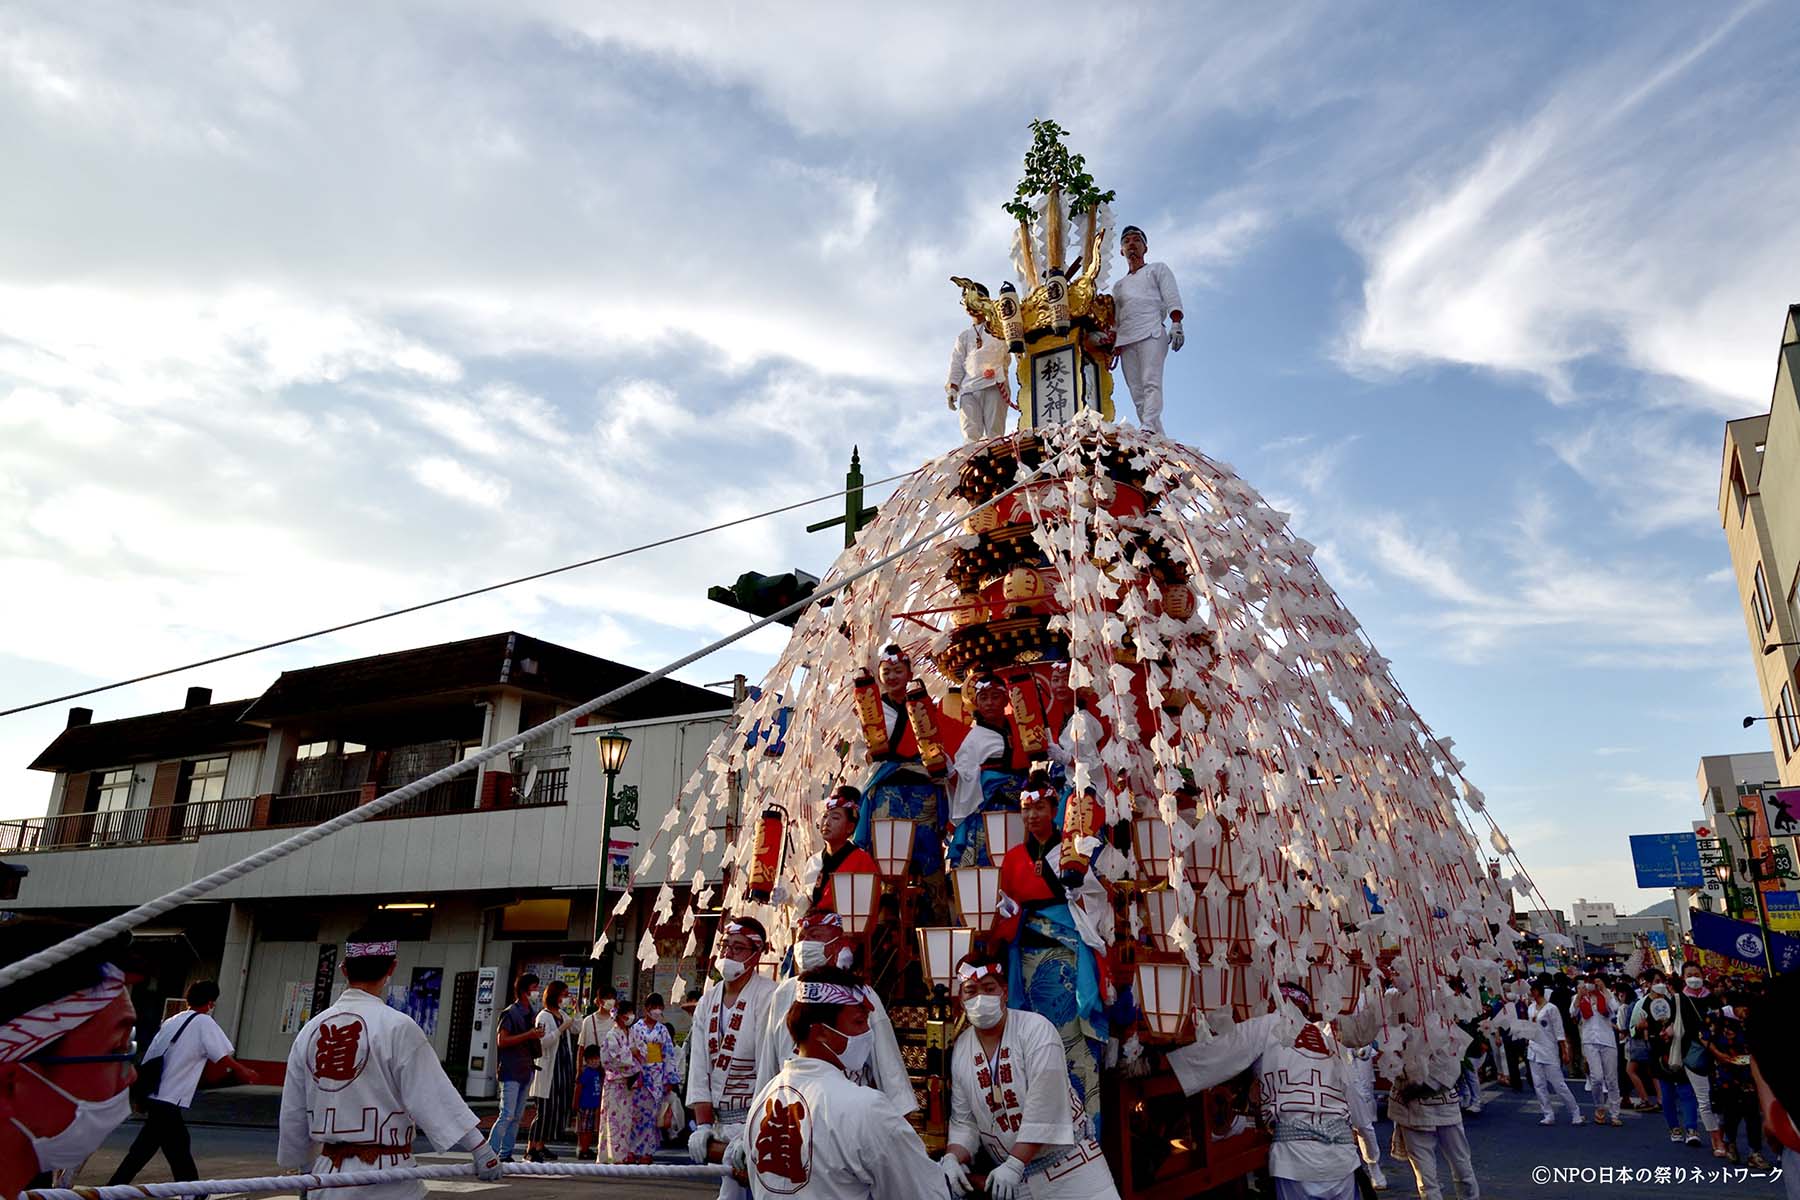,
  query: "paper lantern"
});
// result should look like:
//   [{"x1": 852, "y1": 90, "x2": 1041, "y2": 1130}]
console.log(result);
[
  {"x1": 1259, "y1": 843, "x2": 1291, "y2": 890},
  {"x1": 746, "y1": 807, "x2": 786, "y2": 903},
  {"x1": 982, "y1": 810, "x2": 1024, "y2": 860},
  {"x1": 952, "y1": 866, "x2": 1002, "y2": 930},
  {"x1": 869, "y1": 818, "x2": 916, "y2": 878},
  {"x1": 1135, "y1": 961, "x2": 1193, "y2": 1039},
  {"x1": 1196, "y1": 892, "x2": 1248, "y2": 954},
  {"x1": 835, "y1": 870, "x2": 878, "y2": 937},
  {"x1": 916, "y1": 926, "x2": 975, "y2": 990},
  {"x1": 1145, "y1": 888, "x2": 1190, "y2": 953},
  {"x1": 1195, "y1": 964, "x2": 1231, "y2": 1011},
  {"x1": 1132, "y1": 817, "x2": 1172, "y2": 885},
  {"x1": 852, "y1": 671, "x2": 889, "y2": 758}
]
